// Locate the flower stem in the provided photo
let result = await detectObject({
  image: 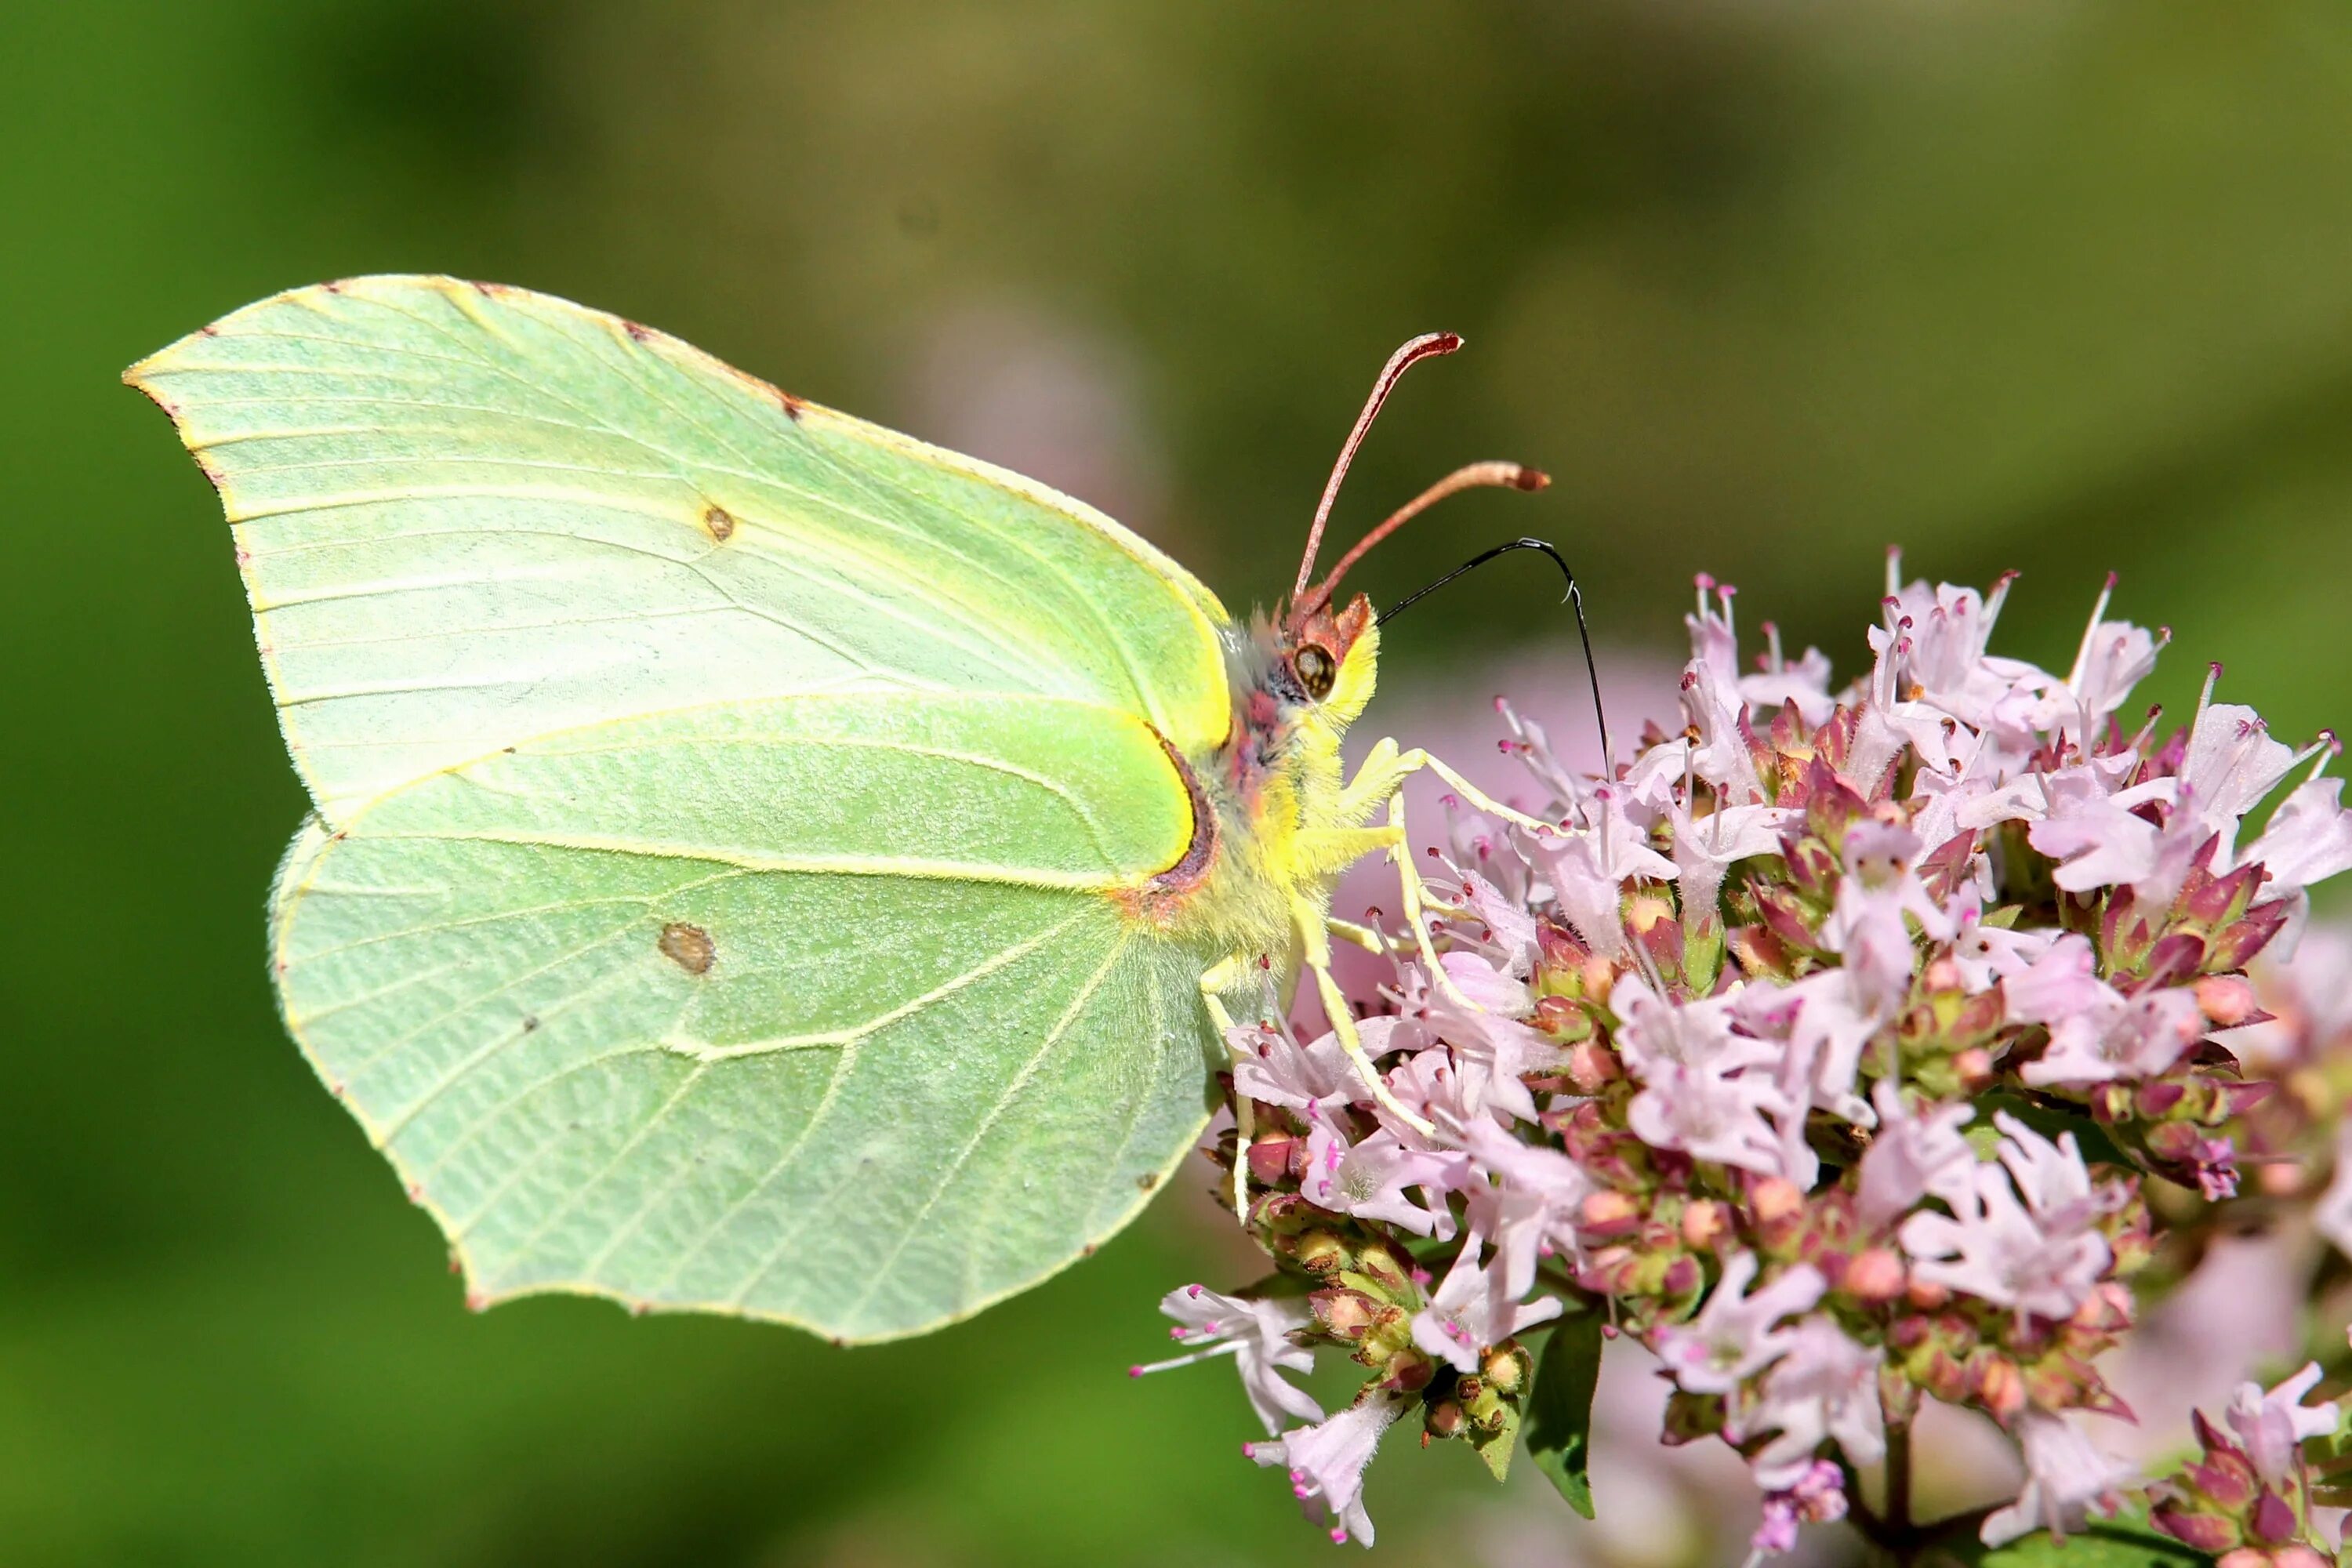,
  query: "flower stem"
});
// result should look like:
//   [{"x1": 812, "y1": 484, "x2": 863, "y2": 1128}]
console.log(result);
[{"x1": 1885, "y1": 1412, "x2": 1913, "y2": 1543}]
